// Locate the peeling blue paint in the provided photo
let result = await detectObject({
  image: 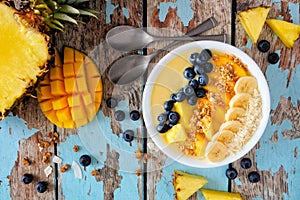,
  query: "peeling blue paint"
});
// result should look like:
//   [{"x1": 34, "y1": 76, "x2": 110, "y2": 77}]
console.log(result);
[
  {"x1": 106, "y1": 0, "x2": 118, "y2": 24},
  {"x1": 253, "y1": 61, "x2": 300, "y2": 199},
  {"x1": 234, "y1": 178, "x2": 243, "y2": 186},
  {"x1": 0, "y1": 115, "x2": 38, "y2": 200},
  {"x1": 157, "y1": 0, "x2": 194, "y2": 26},
  {"x1": 79, "y1": 100, "x2": 140, "y2": 173},
  {"x1": 122, "y1": 8, "x2": 130, "y2": 19},
  {"x1": 288, "y1": 2, "x2": 299, "y2": 24}
]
